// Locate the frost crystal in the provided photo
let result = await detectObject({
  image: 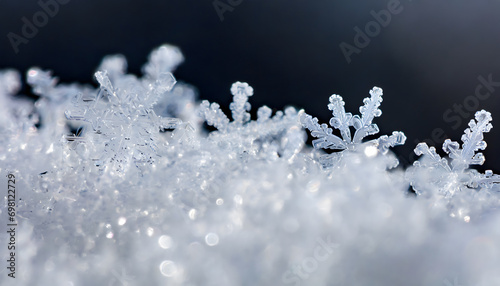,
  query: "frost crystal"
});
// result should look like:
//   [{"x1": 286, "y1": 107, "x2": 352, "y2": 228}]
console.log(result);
[
  {"x1": 2, "y1": 44, "x2": 500, "y2": 286},
  {"x1": 198, "y1": 81, "x2": 305, "y2": 161},
  {"x1": 62, "y1": 46, "x2": 185, "y2": 174},
  {"x1": 407, "y1": 110, "x2": 500, "y2": 218},
  {"x1": 300, "y1": 87, "x2": 406, "y2": 168}
]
